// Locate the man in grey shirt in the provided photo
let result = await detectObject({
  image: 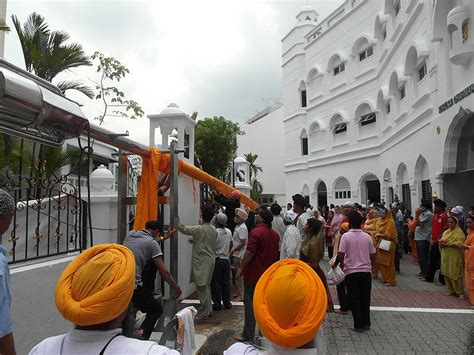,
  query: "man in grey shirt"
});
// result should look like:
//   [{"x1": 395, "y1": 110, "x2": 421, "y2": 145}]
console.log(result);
[
  {"x1": 414, "y1": 200, "x2": 433, "y2": 278},
  {"x1": 123, "y1": 220, "x2": 182, "y2": 340}
]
